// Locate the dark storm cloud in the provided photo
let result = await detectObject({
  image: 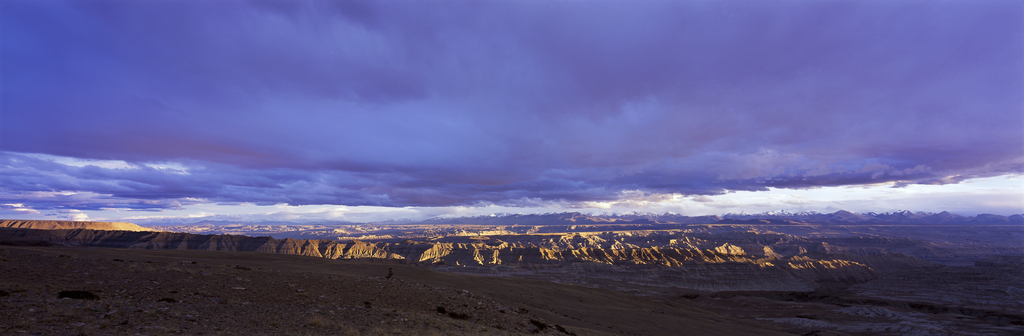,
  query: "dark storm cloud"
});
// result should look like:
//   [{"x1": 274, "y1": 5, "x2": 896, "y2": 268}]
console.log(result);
[{"x1": 1, "y1": 0, "x2": 1021, "y2": 211}]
